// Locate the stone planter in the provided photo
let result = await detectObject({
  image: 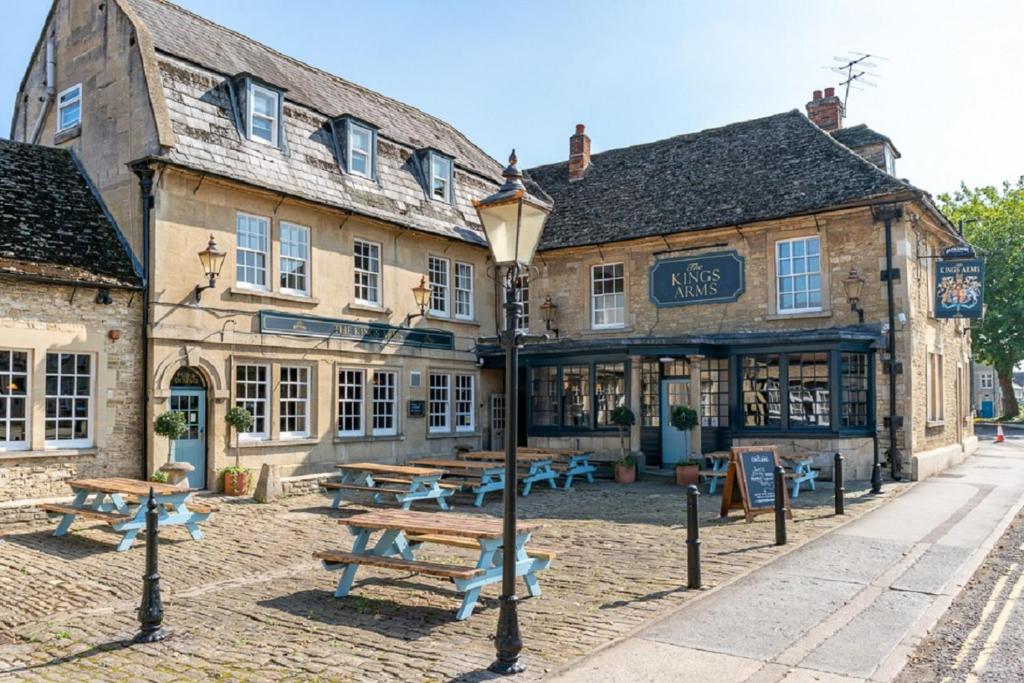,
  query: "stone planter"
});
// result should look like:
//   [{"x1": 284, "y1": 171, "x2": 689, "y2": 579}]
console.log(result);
[
  {"x1": 222, "y1": 470, "x2": 251, "y2": 496},
  {"x1": 675, "y1": 464, "x2": 700, "y2": 487},
  {"x1": 614, "y1": 462, "x2": 636, "y2": 483},
  {"x1": 158, "y1": 462, "x2": 194, "y2": 490}
]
